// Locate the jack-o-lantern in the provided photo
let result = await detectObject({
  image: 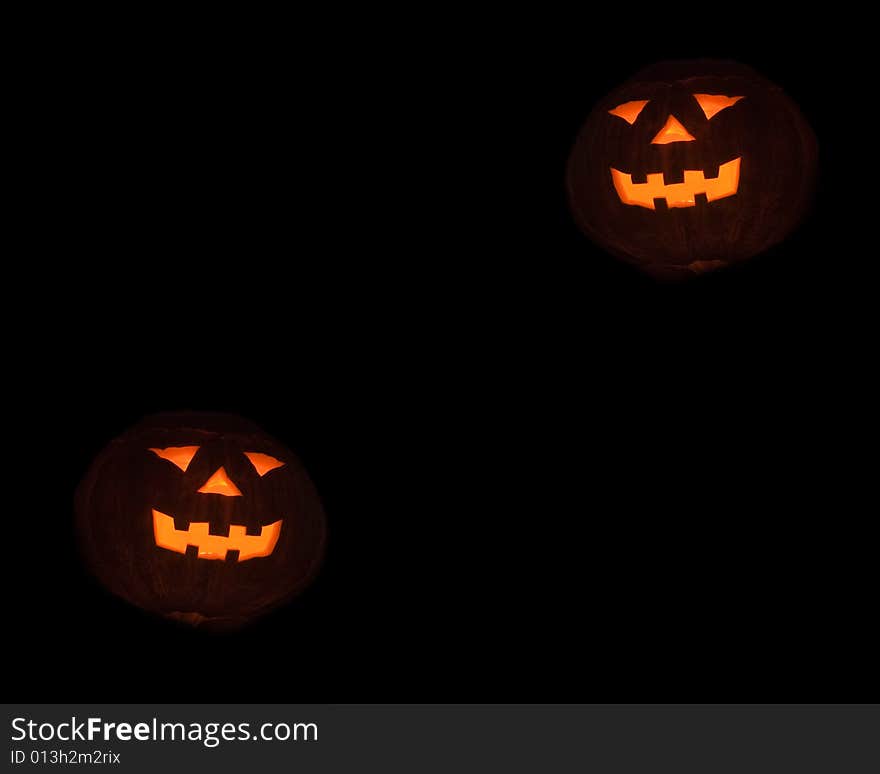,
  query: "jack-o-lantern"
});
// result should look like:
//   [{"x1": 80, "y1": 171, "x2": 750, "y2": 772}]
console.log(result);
[
  {"x1": 76, "y1": 412, "x2": 326, "y2": 629},
  {"x1": 566, "y1": 60, "x2": 818, "y2": 279}
]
